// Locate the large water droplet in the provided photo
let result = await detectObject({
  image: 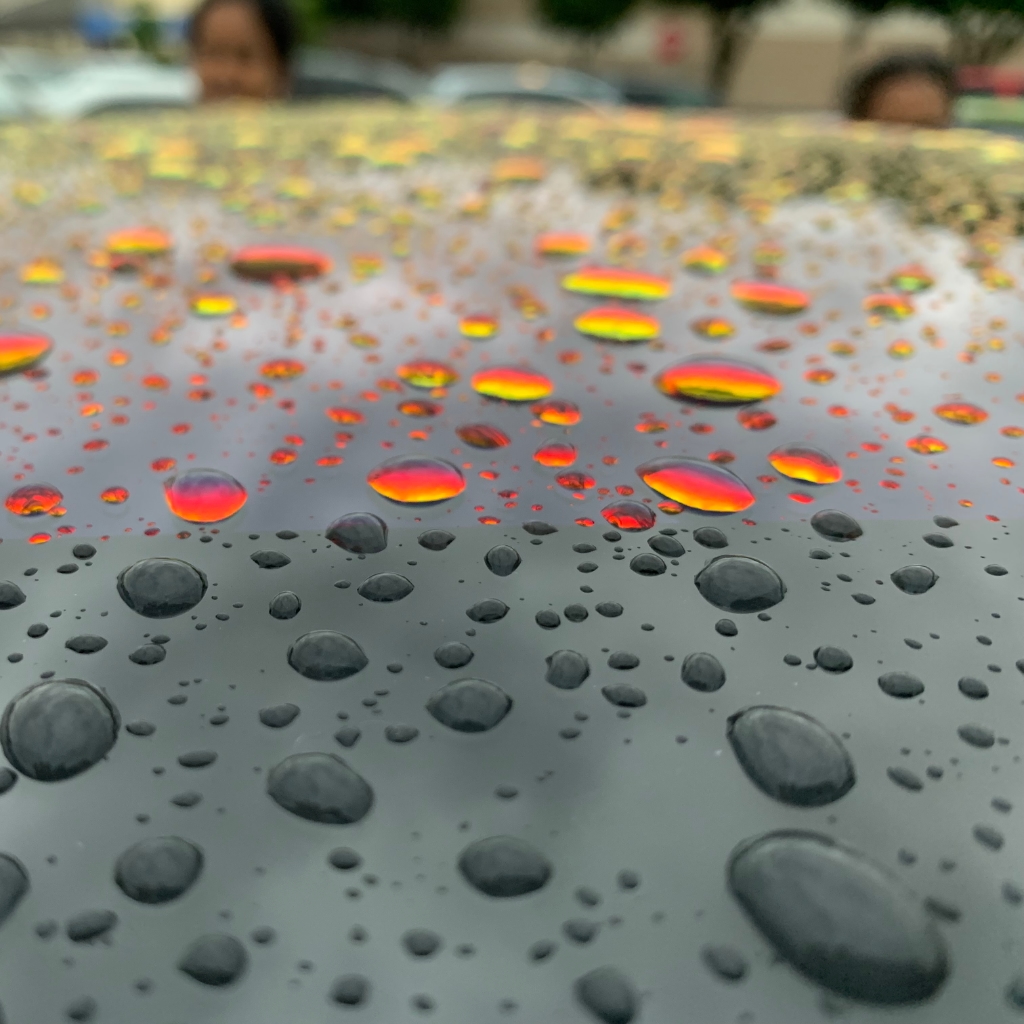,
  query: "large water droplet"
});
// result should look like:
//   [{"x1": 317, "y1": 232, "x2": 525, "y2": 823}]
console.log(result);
[
  {"x1": 66, "y1": 909, "x2": 117, "y2": 942},
  {"x1": 891, "y1": 566, "x2": 938, "y2": 595},
  {"x1": 367, "y1": 456, "x2": 465, "y2": 503},
  {"x1": 681, "y1": 652, "x2": 726, "y2": 692},
  {"x1": 1, "y1": 679, "x2": 119, "y2": 782},
  {"x1": 574, "y1": 966, "x2": 639, "y2": 1024},
  {"x1": 230, "y1": 243, "x2": 331, "y2": 280},
  {"x1": 357, "y1": 573, "x2": 413, "y2": 602},
  {"x1": 326, "y1": 512, "x2": 387, "y2": 553},
  {"x1": 878, "y1": 672, "x2": 925, "y2": 698},
  {"x1": 768, "y1": 444, "x2": 842, "y2": 484},
  {"x1": 267, "y1": 753, "x2": 373, "y2": 824},
  {"x1": 178, "y1": 933, "x2": 248, "y2": 986},
  {"x1": 637, "y1": 457, "x2": 755, "y2": 512},
  {"x1": 730, "y1": 280, "x2": 810, "y2": 315},
  {"x1": 695, "y1": 556, "x2": 785, "y2": 613},
  {"x1": 426, "y1": 678, "x2": 512, "y2": 732},
  {"x1": 727, "y1": 706, "x2": 855, "y2": 806},
  {"x1": 0, "y1": 332, "x2": 51, "y2": 375},
  {"x1": 485, "y1": 545, "x2": 521, "y2": 576},
  {"x1": 418, "y1": 529, "x2": 455, "y2": 551},
  {"x1": 545, "y1": 650, "x2": 590, "y2": 689},
  {"x1": 434, "y1": 642, "x2": 474, "y2": 668},
  {"x1": 65, "y1": 635, "x2": 107, "y2": 655},
  {"x1": 269, "y1": 591, "x2": 301, "y2": 619},
  {"x1": 458, "y1": 836, "x2": 552, "y2": 897},
  {"x1": 562, "y1": 265, "x2": 670, "y2": 301},
  {"x1": 811, "y1": 509, "x2": 863, "y2": 541},
  {"x1": 814, "y1": 646, "x2": 853, "y2": 672},
  {"x1": 655, "y1": 358, "x2": 781, "y2": 404},
  {"x1": 163, "y1": 469, "x2": 247, "y2": 523},
  {"x1": 114, "y1": 836, "x2": 203, "y2": 904},
  {"x1": 287, "y1": 631, "x2": 368, "y2": 681},
  {"x1": 396, "y1": 359, "x2": 458, "y2": 389},
  {"x1": 601, "y1": 500, "x2": 655, "y2": 531},
  {"x1": 728, "y1": 830, "x2": 949, "y2": 1003},
  {"x1": 0, "y1": 582, "x2": 25, "y2": 609},
  {"x1": 471, "y1": 366, "x2": 553, "y2": 402},
  {"x1": 0, "y1": 855, "x2": 27, "y2": 929},
  {"x1": 251, "y1": 550, "x2": 290, "y2": 569},
  {"x1": 4, "y1": 482, "x2": 62, "y2": 516},
  {"x1": 467, "y1": 599, "x2": 508, "y2": 623},
  {"x1": 693, "y1": 527, "x2": 728, "y2": 549},
  {"x1": 117, "y1": 558, "x2": 207, "y2": 618}
]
